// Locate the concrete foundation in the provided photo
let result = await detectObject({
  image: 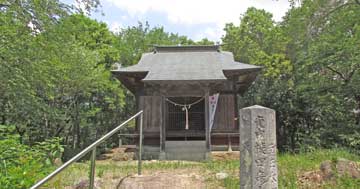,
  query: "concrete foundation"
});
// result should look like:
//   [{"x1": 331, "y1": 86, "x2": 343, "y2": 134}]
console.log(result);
[
  {"x1": 141, "y1": 145, "x2": 160, "y2": 160},
  {"x1": 140, "y1": 140, "x2": 241, "y2": 161},
  {"x1": 140, "y1": 140, "x2": 209, "y2": 161},
  {"x1": 165, "y1": 141, "x2": 207, "y2": 161}
]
